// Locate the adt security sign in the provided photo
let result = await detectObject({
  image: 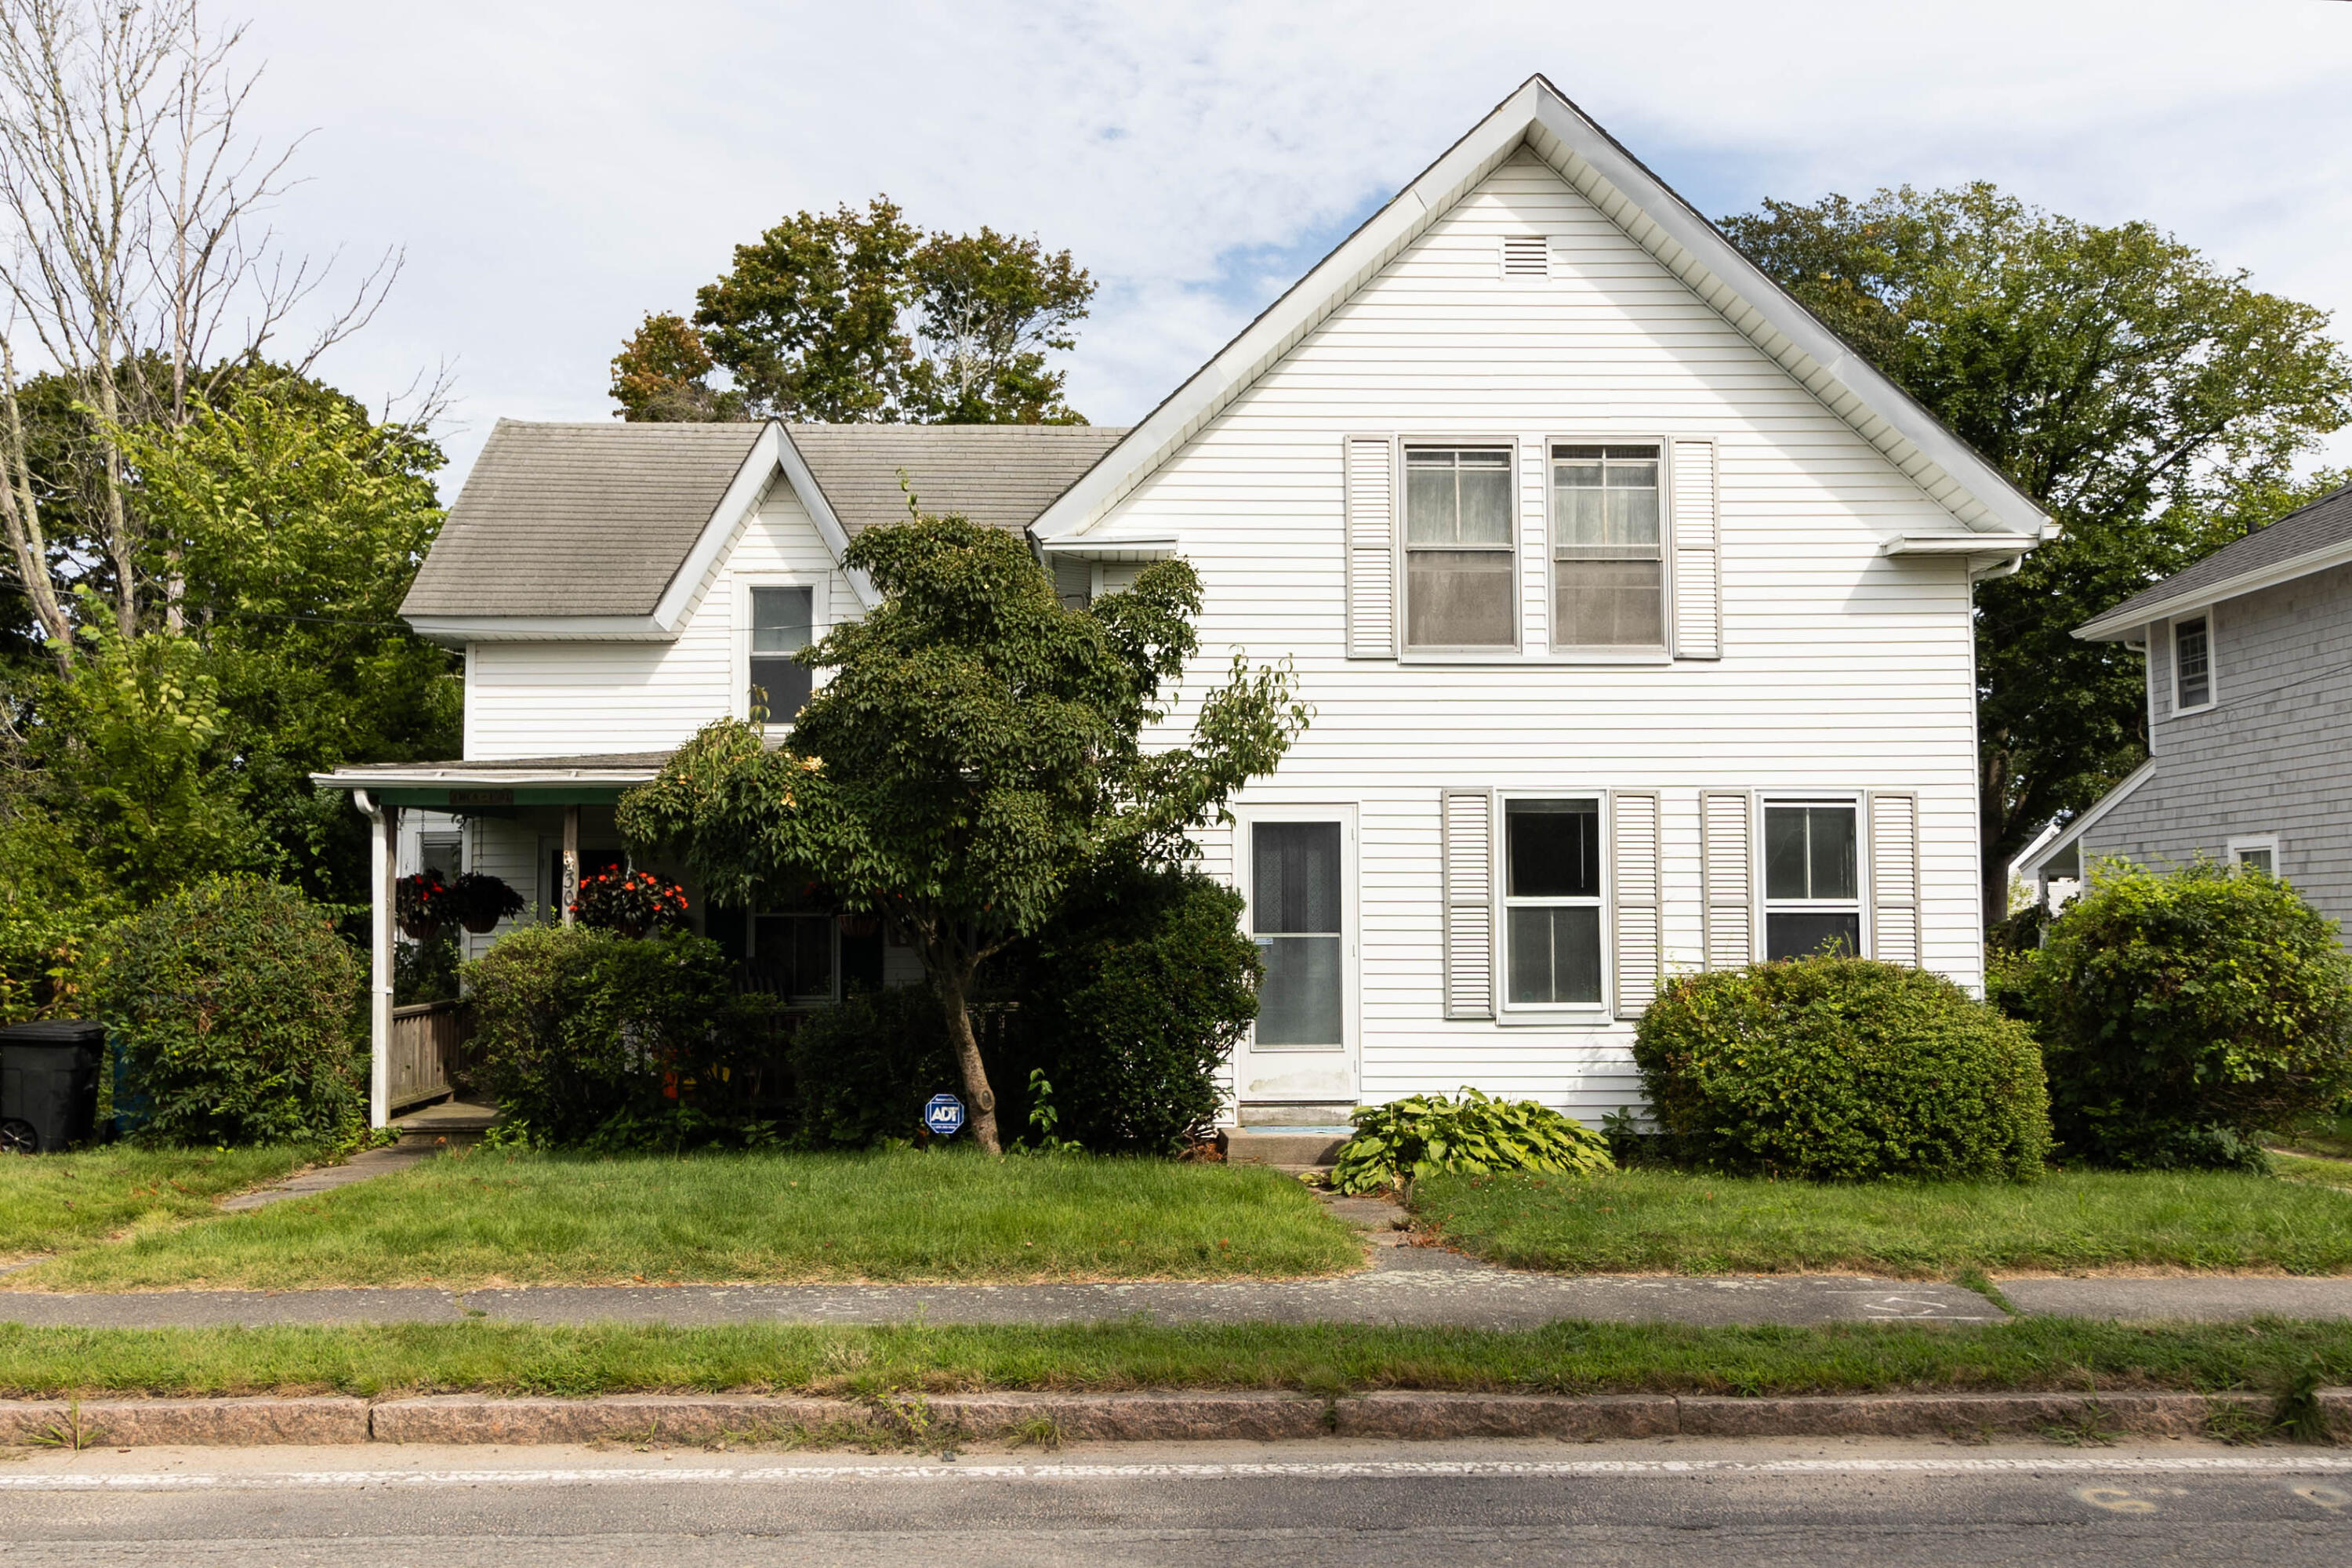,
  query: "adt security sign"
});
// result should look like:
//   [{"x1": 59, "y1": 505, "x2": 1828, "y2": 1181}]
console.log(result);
[{"x1": 922, "y1": 1093, "x2": 966, "y2": 1138}]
